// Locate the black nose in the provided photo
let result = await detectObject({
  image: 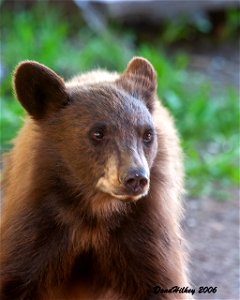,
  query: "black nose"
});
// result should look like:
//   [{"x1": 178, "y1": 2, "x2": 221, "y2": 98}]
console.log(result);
[{"x1": 123, "y1": 169, "x2": 149, "y2": 195}]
